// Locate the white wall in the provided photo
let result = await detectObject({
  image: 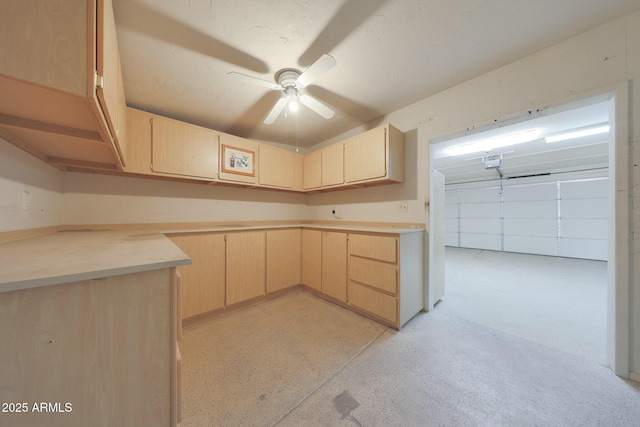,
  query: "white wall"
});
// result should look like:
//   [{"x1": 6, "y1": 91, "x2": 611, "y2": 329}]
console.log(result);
[
  {"x1": 0, "y1": 138, "x2": 64, "y2": 232},
  {"x1": 63, "y1": 173, "x2": 307, "y2": 226}
]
